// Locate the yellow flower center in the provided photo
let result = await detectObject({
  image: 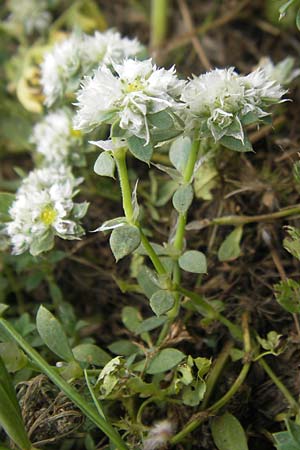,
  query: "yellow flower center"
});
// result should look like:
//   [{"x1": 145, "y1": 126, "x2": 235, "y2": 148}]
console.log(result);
[
  {"x1": 125, "y1": 79, "x2": 144, "y2": 93},
  {"x1": 40, "y1": 206, "x2": 57, "y2": 226},
  {"x1": 70, "y1": 128, "x2": 82, "y2": 138}
]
